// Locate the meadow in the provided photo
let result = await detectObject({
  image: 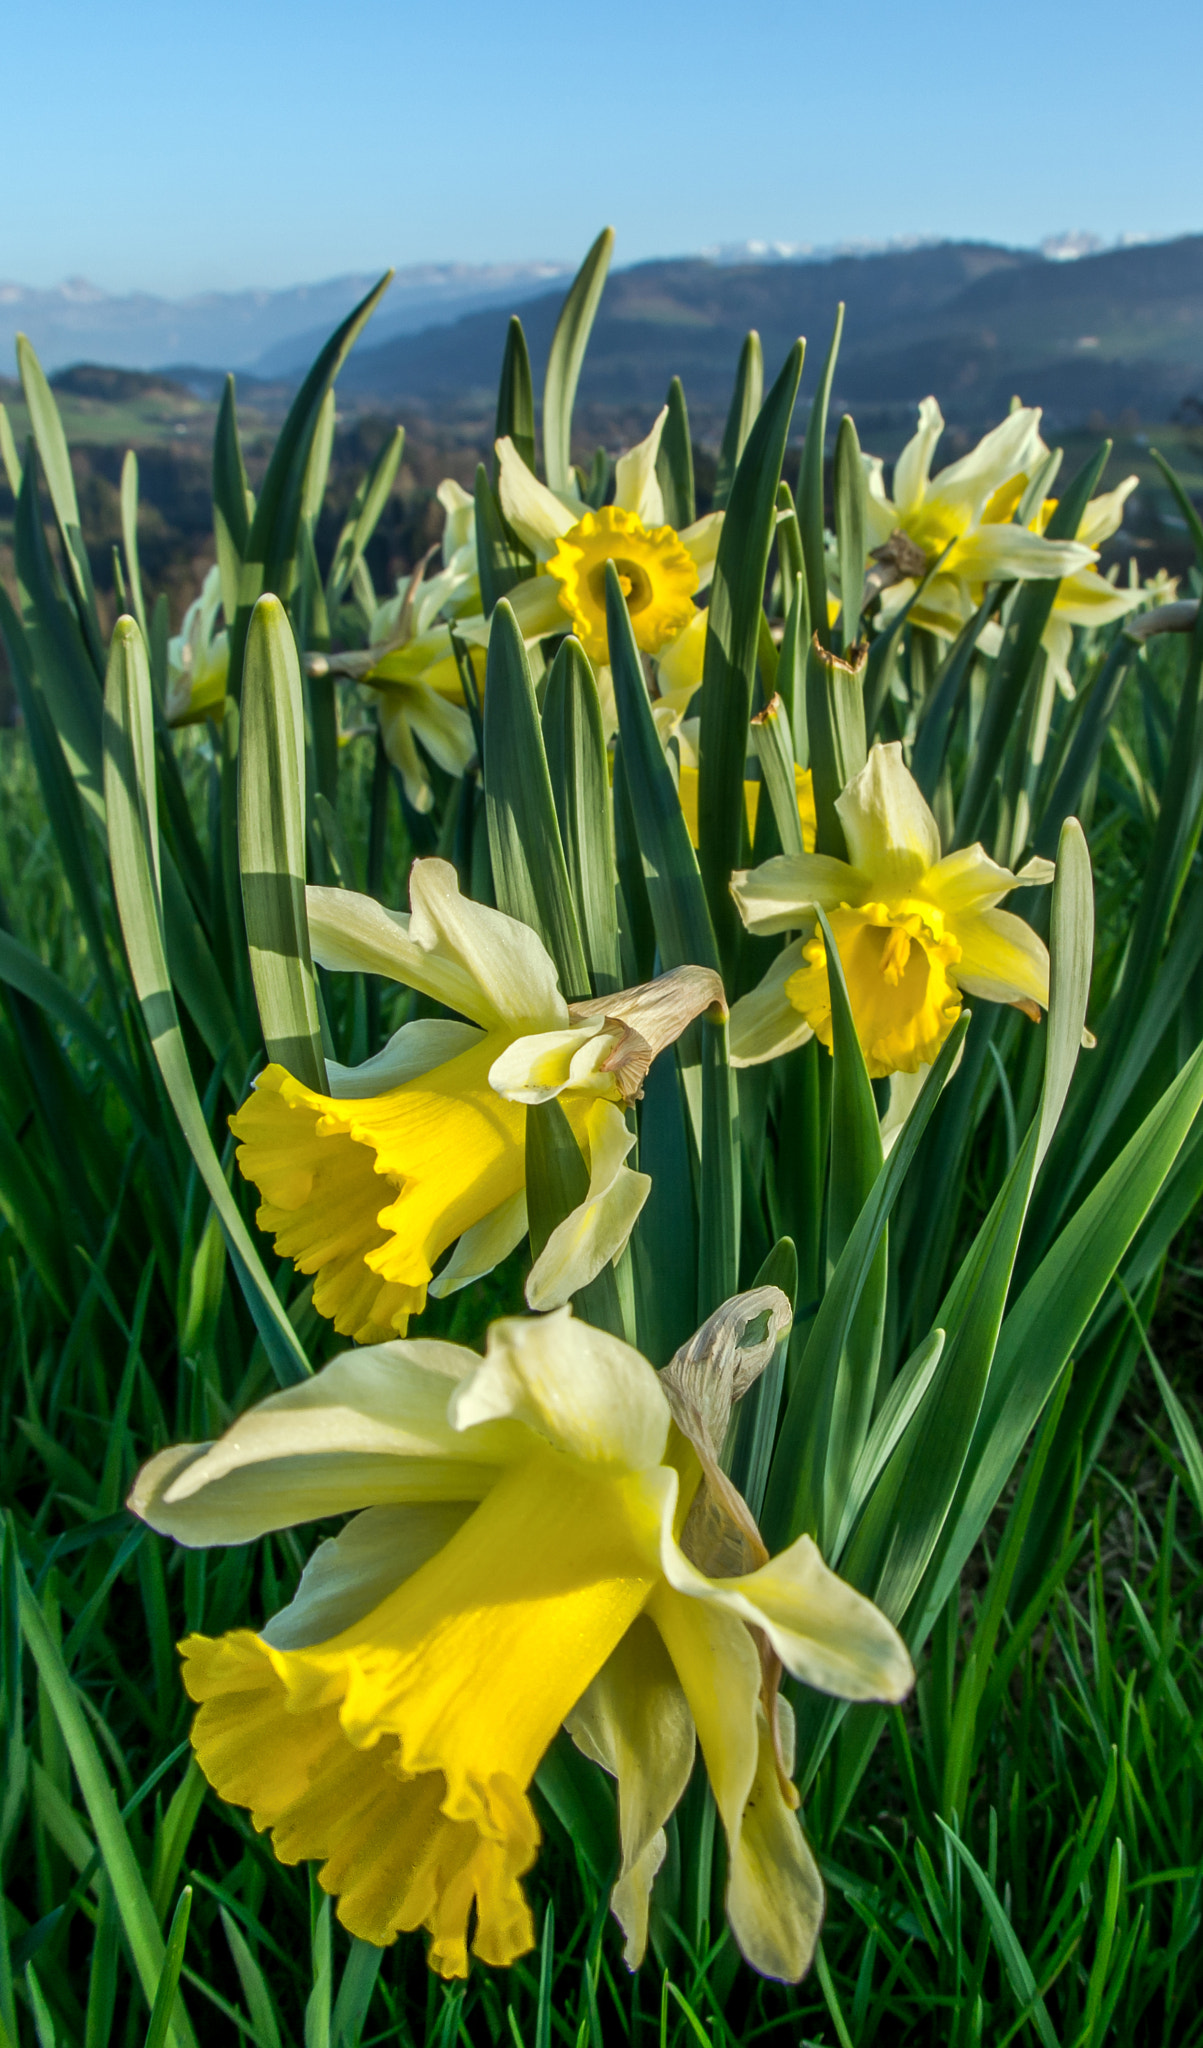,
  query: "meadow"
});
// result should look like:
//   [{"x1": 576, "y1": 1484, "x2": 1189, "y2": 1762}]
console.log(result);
[{"x1": 1, "y1": 231, "x2": 1202, "y2": 2047}]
